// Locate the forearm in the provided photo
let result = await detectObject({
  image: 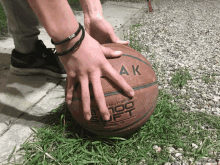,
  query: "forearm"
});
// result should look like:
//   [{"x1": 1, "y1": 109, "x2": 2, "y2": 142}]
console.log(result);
[
  {"x1": 26, "y1": 0, "x2": 81, "y2": 46},
  {"x1": 79, "y1": 0, "x2": 103, "y2": 19}
]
